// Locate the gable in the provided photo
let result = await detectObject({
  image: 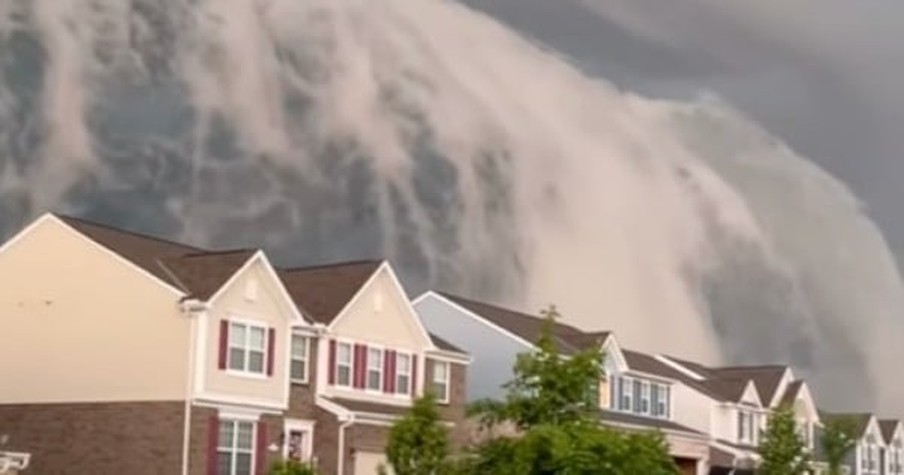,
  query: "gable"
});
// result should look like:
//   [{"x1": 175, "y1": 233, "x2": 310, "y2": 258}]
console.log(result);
[
  {"x1": 330, "y1": 264, "x2": 431, "y2": 349},
  {"x1": 602, "y1": 336, "x2": 629, "y2": 373},
  {"x1": 739, "y1": 382, "x2": 762, "y2": 406},
  {"x1": 864, "y1": 416, "x2": 883, "y2": 443},
  {"x1": 207, "y1": 253, "x2": 303, "y2": 324},
  {"x1": 789, "y1": 383, "x2": 819, "y2": 421}
]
